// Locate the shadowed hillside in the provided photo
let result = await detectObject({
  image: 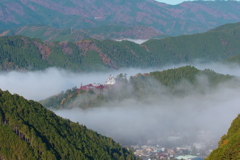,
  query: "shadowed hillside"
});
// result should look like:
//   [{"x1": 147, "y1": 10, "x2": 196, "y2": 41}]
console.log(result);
[{"x1": 0, "y1": 89, "x2": 137, "y2": 160}]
